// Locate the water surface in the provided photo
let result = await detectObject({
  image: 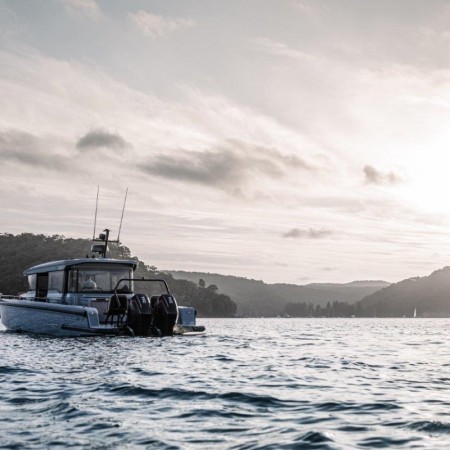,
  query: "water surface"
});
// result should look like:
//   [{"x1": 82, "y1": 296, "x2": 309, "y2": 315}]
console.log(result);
[{"x1": 1, "y1": 318, "x2": 450, "y2": 449}]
